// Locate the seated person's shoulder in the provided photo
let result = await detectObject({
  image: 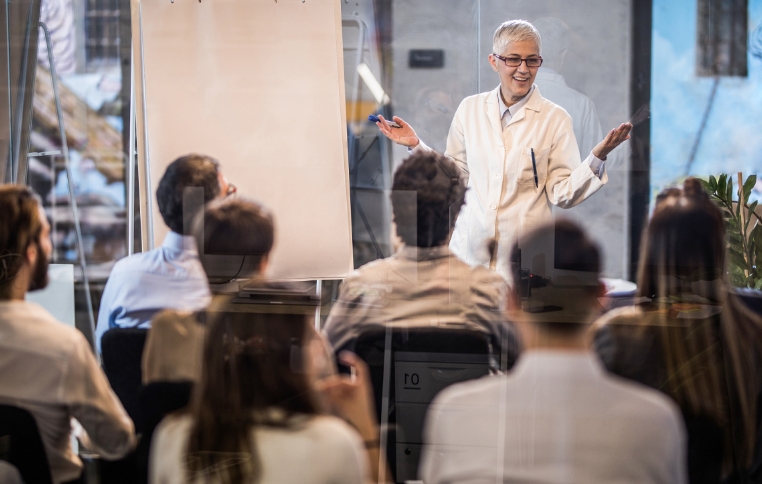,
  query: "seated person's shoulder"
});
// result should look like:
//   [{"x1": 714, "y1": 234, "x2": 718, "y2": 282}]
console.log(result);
[
  {"x1": 601, "y1": 369, "x2": 683, "y2": 425},
  {"x1": 150, "y1": 308, "x2": 197, "y2": 329},
  {"x1": 469, "y1": 264, "x2": 508, "y2": 286},
  {"x1": 156, "y1": 412, "x2": 193, "y2": 437},
  {"x1": 108, "y1": 248, "x2": 158, "y2": 275},
  {"x1": 305, "y1": 415, "x2": 363, "y2": 441},
  {"x1": 21, "y1": 303, "x2": 92, "y2": 358},
  {"x1": 337, "y1": 259, "x2": 396, "y2": 294},
  {"x1": 430, "y1": 373, "x2": 501, "y2": 410},
  {"x1": 592, "y1": 305, "x2": 645, "y2": 334}
]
